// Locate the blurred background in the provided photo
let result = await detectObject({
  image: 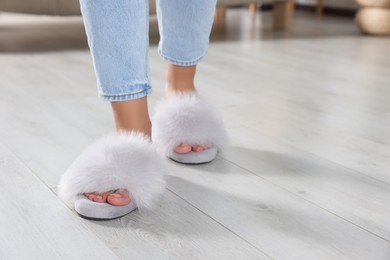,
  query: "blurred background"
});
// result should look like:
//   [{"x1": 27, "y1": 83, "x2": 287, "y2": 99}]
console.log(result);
[{"x1": 0, "y1": 1, "x2": 389, "y2": 259}]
